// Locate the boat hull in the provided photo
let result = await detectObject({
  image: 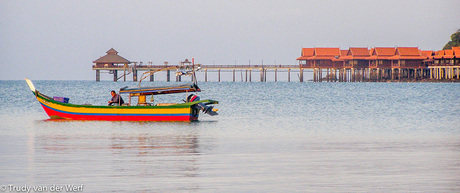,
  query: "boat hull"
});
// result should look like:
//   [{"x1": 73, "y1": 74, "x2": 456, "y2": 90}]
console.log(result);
[{"x1": 36, "y1": 93, "x2": 199, "y2": 122}]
